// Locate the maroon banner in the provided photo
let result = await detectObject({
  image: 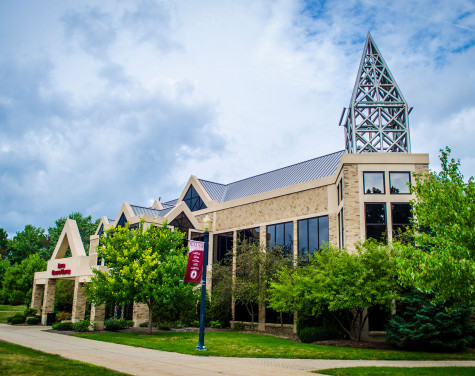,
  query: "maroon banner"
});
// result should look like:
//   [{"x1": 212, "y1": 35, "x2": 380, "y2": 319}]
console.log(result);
[{"x1": 184, "y1": 240, "x2": 205, "y2": 283}]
